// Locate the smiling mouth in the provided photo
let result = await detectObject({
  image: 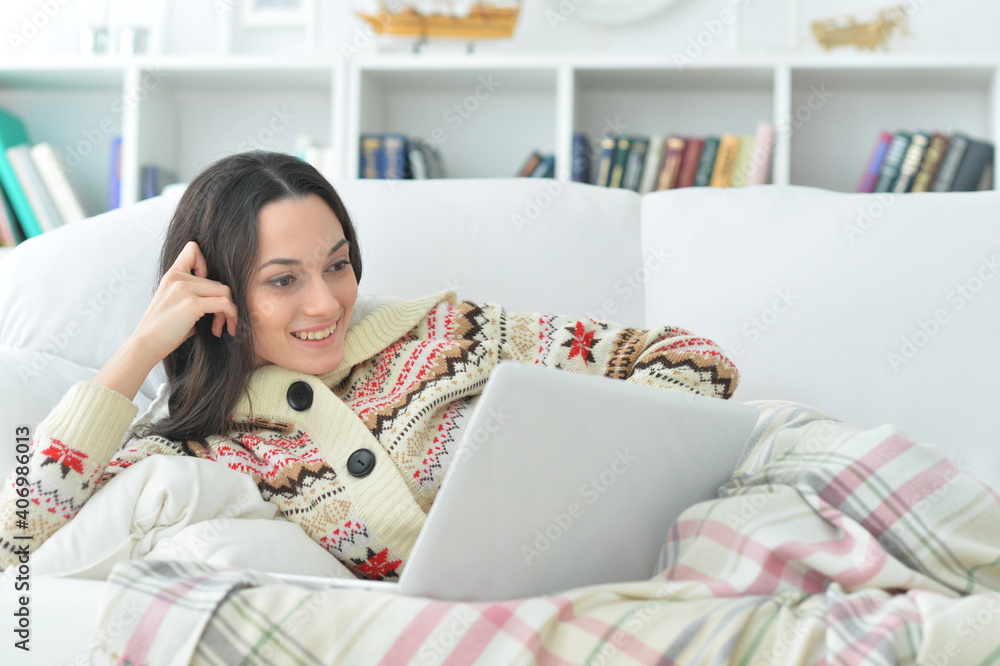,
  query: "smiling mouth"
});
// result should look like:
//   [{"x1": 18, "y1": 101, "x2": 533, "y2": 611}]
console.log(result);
[{"x1": 291, "y1": 322, "x2": 338, "y2": 341}]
